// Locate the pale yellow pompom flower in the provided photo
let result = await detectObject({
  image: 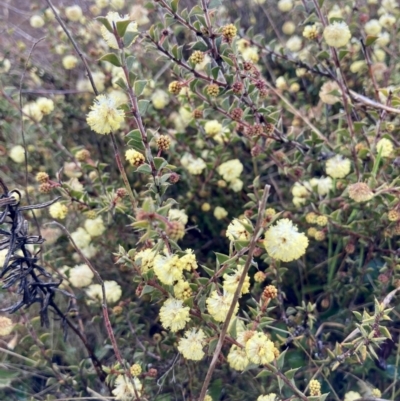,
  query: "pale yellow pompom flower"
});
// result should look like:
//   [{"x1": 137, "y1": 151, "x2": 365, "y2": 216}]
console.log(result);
[
  {"x1": 134, "y1": 248, "x2": 156, "y2": 273},
  {"x1": 36, "y1": 97, "x2": 54, "y2": 115},
  {"x1": 204, "y1": 120, "x2": 223, "y2": 138},
  {"x1": 49, "y1": 202, "x2": 68, "y2": 219},
  {"x1": 282, "y1": 21, "x2": 296, "y2": 35},
  {"x1": 68, "y1": 264, "x2": 94, "y2": 288},
  {"x1": 319, "y1": 81, "x2": 341, "y2": 104},
  {"x1": 344, "y1": 391, "x2": 361, "y2": 401},
  {"x1": 214, "y1": 206, "x2": 228, "y2": 220},
  {"x1": 101, "y1": 12, "x2": 137, "y2": 49},
  {"x1": 227, "y1": 345, "x2": 250, "y2": 371},
  {"x1": 348, "y1": 183, "x2": 374, "y2": 203},
  {"x1": 263, "y1": 218, "x2": 308, "y2": 262},
  {"x1": 177, "y1": 328, "x2": 206, "y2": 360},
  {"x1": 159, "y1": 298, "x2": 190, "y2": 332},
  {"x1": 86, "y1": 280, "x2": 122, "y2": 304},
  {"x1": 168, "y1": 209, "x2": 188, "y2": 225},
  {"x1": 174, "y1": 280, "x2": 192, "y2": 300},
  {"x1": 22, "y1": 102, "x2": 43, "y2": 122},
  {"x1": 226, "y1": 219, "x2": 250, "y2": 241},
  {"x1": 257, "y1": 394, "x2": 278, "y2": 401},
  {"x1": 181, "y1": 153, "x2": 207, "y2": 175},
  {"x1": 277, "y1": 0, "x2": 293, "y2": 12},
  {"x1": 153, "y1": 254, "x2": 183, "y2": 285},
  {"x1": 87, "y1": 94, "x2": 125, "y2": 135},
  {"x1": 217, "y1": 159, "x2": 243, "y2": 182},
  {"x1": 286, "y1": 36, "x2": 302, "y2": 52},
  {"x1": 9, "y1": 145, "x2": 25, "y2": 163},
  {"x1": 0, "y1": 317, "x2": 14, "y2": 336},
  {"x1": 84, "y1": 216, "x2": 105, "y2": 237},
  {"x1": 30, "y1": 15, "x2": 45, "y2": 28},
  {"x1": 62, "y1": 55, "x2": 78, "y2": 70},
  {"x1": 112, "y1": 375, "x2": 142, "y2": 400},
  {"x1": 365, "y1": 19, "x2": 382, "y2": 36},
  {"x1": 206, "y1": 291, "x2": 238, "y2": 322},
  {"x1": 245, "y1": 332, "x2": 275, "y2": 364},
  {"x1": 323, "y1": 22, "x2": 351, "y2": 48},
  {"x1": 65, "y1": 5, "x2": 83, "y2": 22},
  {"x1": 71, "y1": 227, "x2": 91, "y2": 248},
  {"x1": 180, "y1": 249, "x2": 197, "y2": 271},
  {"x1": 325, "y1": 155, "x2": 351, "y2": 178},
  {"x1": 223, "y1": 265, "x2": 250, "y2": 295},
  {"x1": 376, "y1": 137, "x2": 394, "y2": 157},
  {"x1": 151, "y1": 89, "x2": 169, "y2": 109}
]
